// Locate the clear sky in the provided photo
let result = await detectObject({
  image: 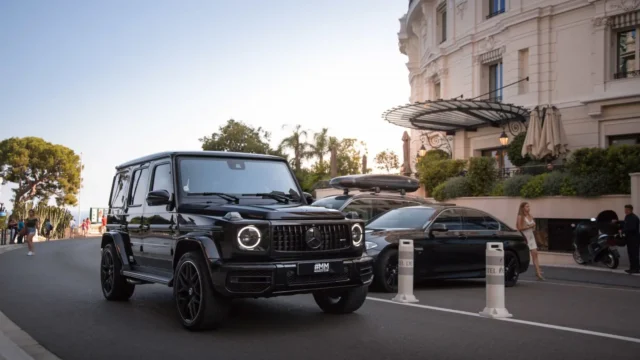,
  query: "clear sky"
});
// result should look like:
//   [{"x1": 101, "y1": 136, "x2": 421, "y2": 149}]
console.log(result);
[{"x1": 0, "y1": 0, "x2": 412, "y2": 217}]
